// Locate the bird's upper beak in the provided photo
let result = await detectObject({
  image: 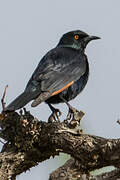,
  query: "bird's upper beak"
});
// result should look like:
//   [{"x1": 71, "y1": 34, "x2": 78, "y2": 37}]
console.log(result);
[{"x1": 84, "y1": 35, "x2": 100, "y2": 44}]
